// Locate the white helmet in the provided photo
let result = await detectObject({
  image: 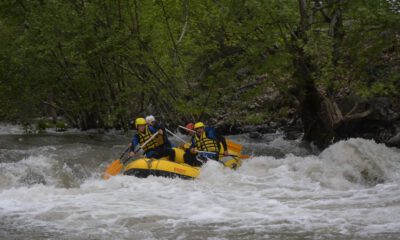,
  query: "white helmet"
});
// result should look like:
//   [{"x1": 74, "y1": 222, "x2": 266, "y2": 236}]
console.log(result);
[{"x1": 145, "y1": 115, "x2": 156, "y2": 124}]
